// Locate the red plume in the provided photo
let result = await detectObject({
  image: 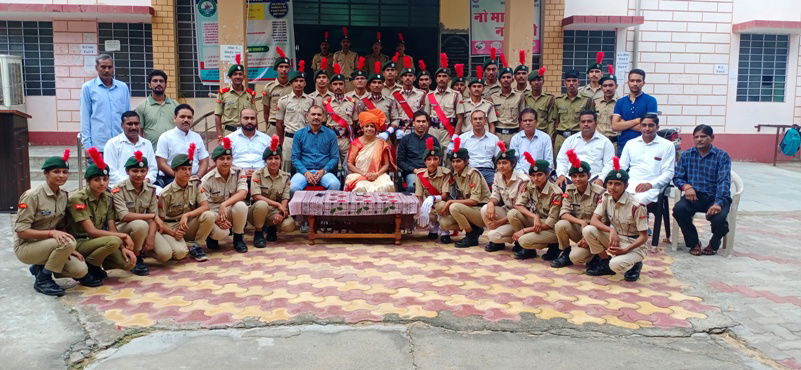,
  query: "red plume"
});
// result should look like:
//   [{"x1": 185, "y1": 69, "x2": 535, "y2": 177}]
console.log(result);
[
  {"x1": 324, "y1": 31, "x2": 329, "y2": 41},
  {"x1": 342, "y1": 27, "x2": 348, "y2": 37},
  {"x1": 418, "y1": 60, "x2": 426, "y2": 71},
  {"x1": 523, "y1": 152, "x2": 535, "y2": 166},
  {"x1": 403, "y1": 56, "x2": 412, "y2": 69},
  {"x1": 357, "y1": 56, "x2": 366, "y2": 71},
  {"x1": 235, "y1": 54, "x2": 241, "y2": 65},
  {"x1": 476, "y1": 65, "x2": 483, "y2": 80},
  {"x1": 538, "y1": 66, "x2": 546, "y2": 77},
  {"x1": 276, "y1": 46, "x2": 286, "y2": 58},
  {"x1": 87, "y1": 147, "x2": 105, "y2": 170},
  {"x1": 454, "y1": 64, "x2": 464, "y2": 78},
  {"x1": 188, "y1": 143, "x2": 196, "y2": 162},
  {"x1": 397, "y1": 32, "x2": 404, "y2": 42},
  {"x1": 607, "y1": 64, "x2": 614, "y2": 75},
  {"x1": 134, "y1": 150, "x2": 143, "y2": 163},
  {"x1": 439, "y1": 53, "x2": 448, "y2": 69},
  {"x1": 519, "y1": 50, "x2": 526, "y2": 65},
  {"x1": 221, "y1": 137, "x2": 231, "y2": 150},
  {"x1": 270, "y1": 135, "x2": 279, "y2": 152},
  {"x1": 497, "y1": 140, "x2": 507, "y2": 153},
  {"x1": 320, "y1": 57, "x2": 328, "y2": 71},
  {"x1": 61, "y1": 149, "x2": 70, "y2": 162},
  {"x1": 613, "y1": 156, "x2": 621, "y2": 171},
  {"x1": 596, "y1": 51, "x2": 604, "y2": 64},
  {"x1": 298, "y1": 60, "x2": 306, "y2": 73},
  {"x1": 499, "y1": 53, "x2": 507, "y2": 68},
  {"x1": 392, "y1": 52, "x2": 398, "y2": 64},
  {"x1": 374, "y1": 61, "x2": 381, "y2": 74},
  {"x1": 426, "y1": 137, "x2": 434, "y2": 151},
  {"x1": 333, "y1": 63, "x2": 342, "y2": 75},
  {"x1": 566, "y1": 149, "x2": 581, "y2": 169},
  {"x1": 453, "y1": 137, "x2": 461, "y2": 153},
  {"x1": 376, "y1": 32, "x2": 381, "y2": 41},
  {"x1": 490, "y1": 47, "x2": 497, "y2": 61}
]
